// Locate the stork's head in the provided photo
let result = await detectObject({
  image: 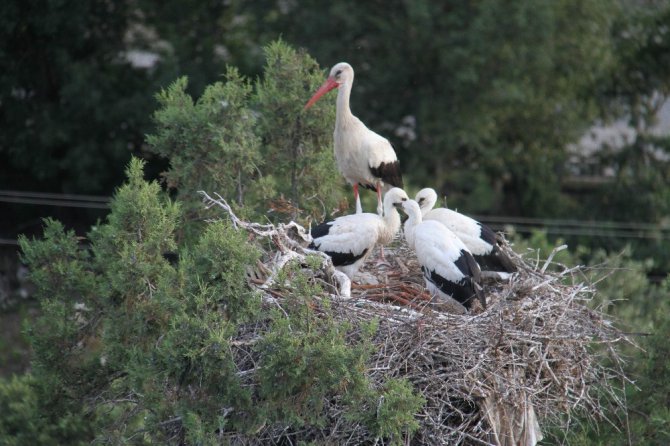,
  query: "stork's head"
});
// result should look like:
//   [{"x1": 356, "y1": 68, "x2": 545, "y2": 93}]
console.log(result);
[
  {"x1": 304, "y1": 62, "x2": 354, "y2": 110},
  {"x1": 400, "y1": 199, "x2": 422, "y2": 248},
  {"x1": 415, "y1": 188, "x2": 438, "y2": 217},
  {"x1": 401, "y1": 199, "x2": 422, "y2": 219},
  {"x1": 384, "y1": 187, "x2": 409, "y2": 211}
]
